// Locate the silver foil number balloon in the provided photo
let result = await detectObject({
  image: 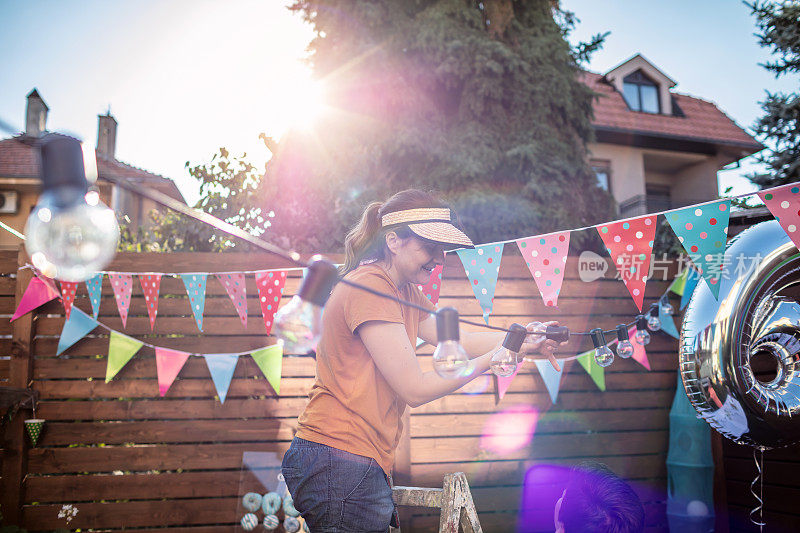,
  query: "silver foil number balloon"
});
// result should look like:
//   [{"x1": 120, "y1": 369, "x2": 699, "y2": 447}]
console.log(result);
[{"x1": 680, "y1": 220, "x2": 800, "y2": 449}]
